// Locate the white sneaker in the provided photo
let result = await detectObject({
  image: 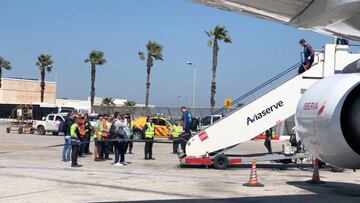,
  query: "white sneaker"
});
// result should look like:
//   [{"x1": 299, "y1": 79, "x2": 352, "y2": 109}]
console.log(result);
[
  {"x1": 114, "y1": 162, "x2": 124, "y2": 167},
  {"x1": 121, "y1": 162, "x2": 129, "y2": 165}
]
